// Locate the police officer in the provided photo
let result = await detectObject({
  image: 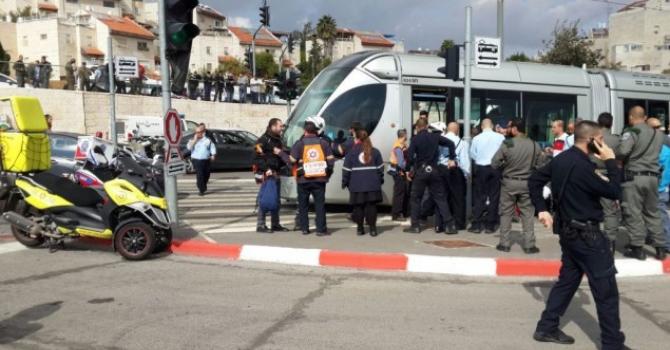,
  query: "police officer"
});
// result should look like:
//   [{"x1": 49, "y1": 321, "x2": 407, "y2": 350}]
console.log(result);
[
  {"x1": 529, "y1": 121, "x2": 627, "y2": 350},
  {"x1": 12, "y1": 55, "x2": 26, "y2": 88},
  {"x1": 492, "y1": 118, "x2": 545, "y2": 253},
  {"x1": 596, "y1": 112, "x2": 622, "y2": 252},
  {"x1": 616, "y1": 106, "x2": 667, "y2": 260},
  {"x1": 469, "y1": 118, "x2": 505, "y2": 233},
  {"x1": 403, "y1": 118, "x2": 457, "y2": 234}
]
